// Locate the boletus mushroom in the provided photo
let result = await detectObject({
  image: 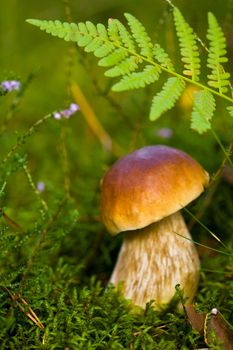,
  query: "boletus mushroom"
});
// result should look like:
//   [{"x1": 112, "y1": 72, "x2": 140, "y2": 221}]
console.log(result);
[{"x1": 100, "y1": 145, "x2": 209, "y2": 309}]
